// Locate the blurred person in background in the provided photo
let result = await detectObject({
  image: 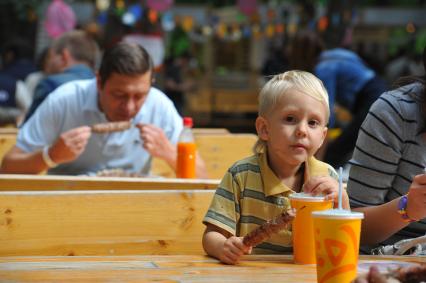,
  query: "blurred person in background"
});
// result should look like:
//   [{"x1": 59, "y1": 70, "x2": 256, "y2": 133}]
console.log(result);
[
  {"x1": 23, "y1": 48, "x2": 54, "y2": 101},
  {"x1": 261, "y1": 44, "x2": 289, "y2": 79},
  {"x1": 0, "y1": 38, "x2": 36, "y2": 125},
  {"x1": 23, "y1": 30, "x2": 99, "y2": 123},
  {"x1": 163, "y1": 52, "x2": 197, "y2": 115},
  {"x1": 289, "y1": 30, "x2": 387, "y2": 168},
  {"x1": 386, "y1": 45, "x2": 424, "y2": 84},
  {"x1": 0, "y1": 42, "x2": 207, "y2": 178}
]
